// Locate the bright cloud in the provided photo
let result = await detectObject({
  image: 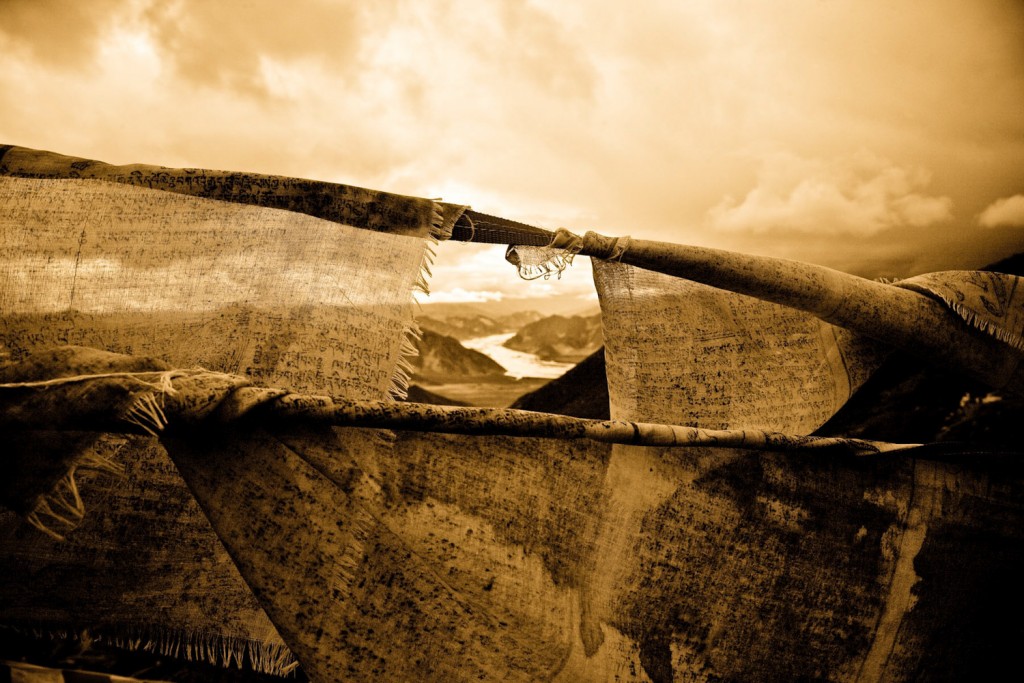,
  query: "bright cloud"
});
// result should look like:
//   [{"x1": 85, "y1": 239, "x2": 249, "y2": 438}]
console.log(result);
[
  {"x1": 978, "y1": 195, "x2": 1024, "y2": 228},
  {"x1": 706, "y1": 151, "x2": 953, "y2": 236},
  {"x1": 416, "y1": 288, "x2": 505, "y2": 304}
]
